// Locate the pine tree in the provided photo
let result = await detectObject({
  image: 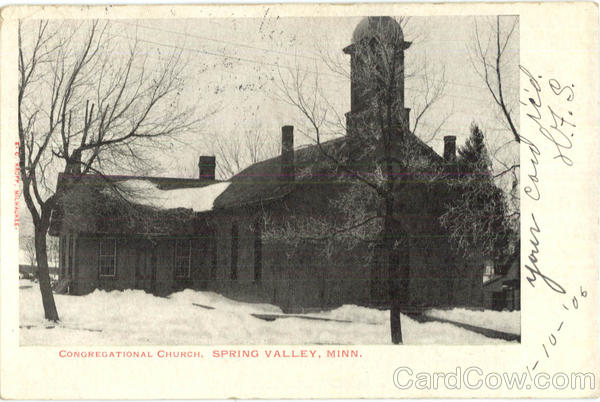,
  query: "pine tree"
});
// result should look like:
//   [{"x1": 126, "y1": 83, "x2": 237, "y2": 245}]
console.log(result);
[
  {"x1": 458, "y1": 123, "x2": 490, "y2": 173},
  {"x1": 441, "y1": 123, "x2": 512, "y2": 263}
]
